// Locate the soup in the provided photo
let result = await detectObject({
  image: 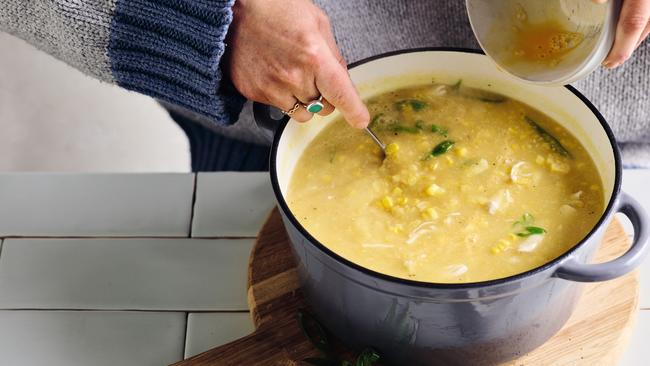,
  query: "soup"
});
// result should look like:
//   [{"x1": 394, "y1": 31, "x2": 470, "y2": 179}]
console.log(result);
[{"x1": 287, "y1": 82, "x2": 603, "y2": 283}]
